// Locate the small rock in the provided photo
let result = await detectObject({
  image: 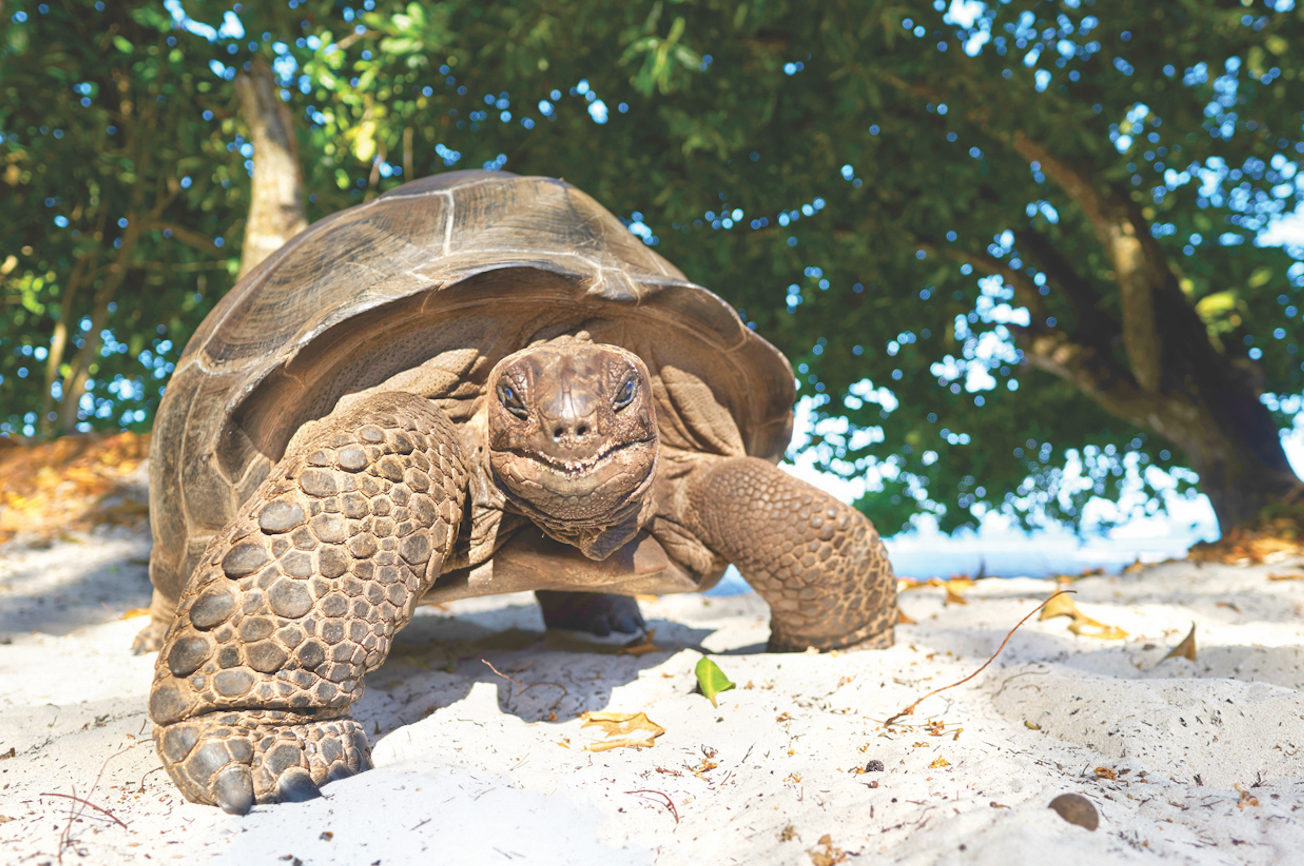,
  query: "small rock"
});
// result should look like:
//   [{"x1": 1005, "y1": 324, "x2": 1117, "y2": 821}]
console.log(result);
[
  {"x1": 865, "y1": 759, "x2": 885, "y2": 772},
  {"x1": 1048, "y1": 793, "x2": 1098, "y2": 831}
]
